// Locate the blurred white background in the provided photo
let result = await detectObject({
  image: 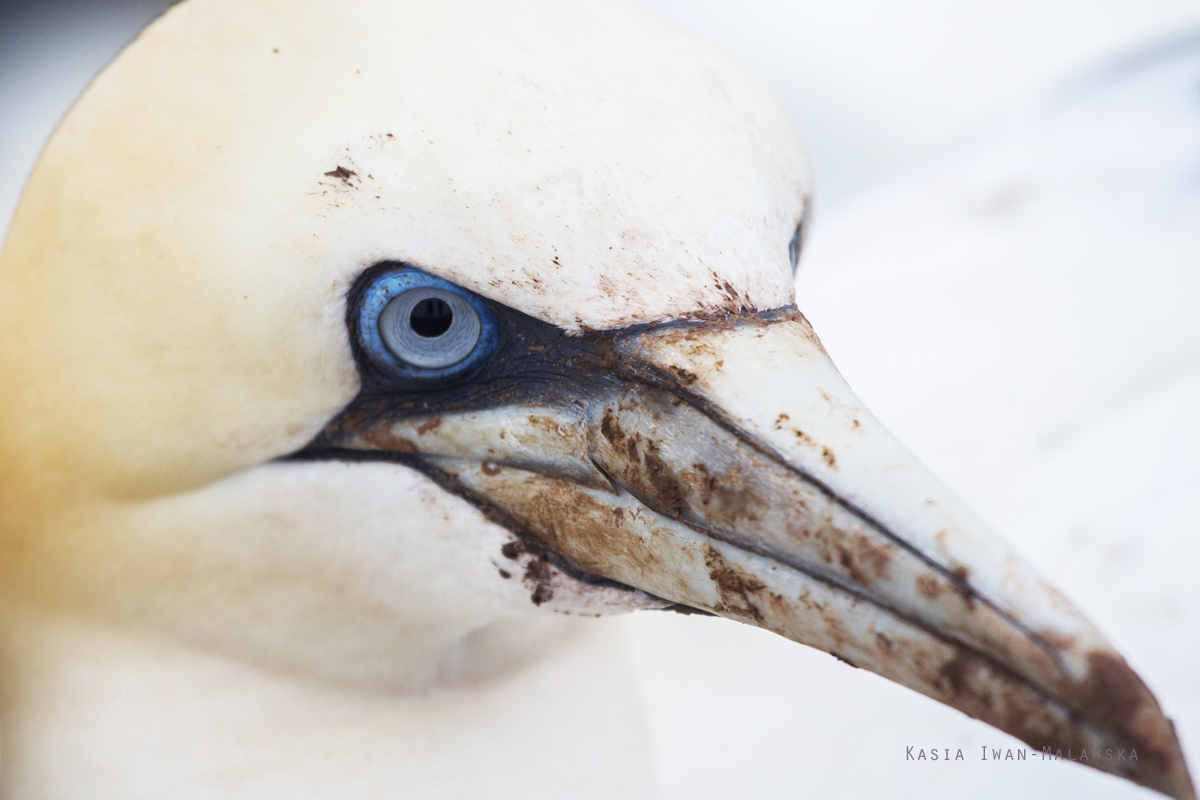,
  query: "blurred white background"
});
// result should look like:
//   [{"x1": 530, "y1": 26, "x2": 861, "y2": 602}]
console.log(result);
[
  {"x1": 3, "y1": 1, "x2": 1199, "y2": 799},
  {"x1": 644, "y1": 0, "x2": 1200, "y2": 201}
]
